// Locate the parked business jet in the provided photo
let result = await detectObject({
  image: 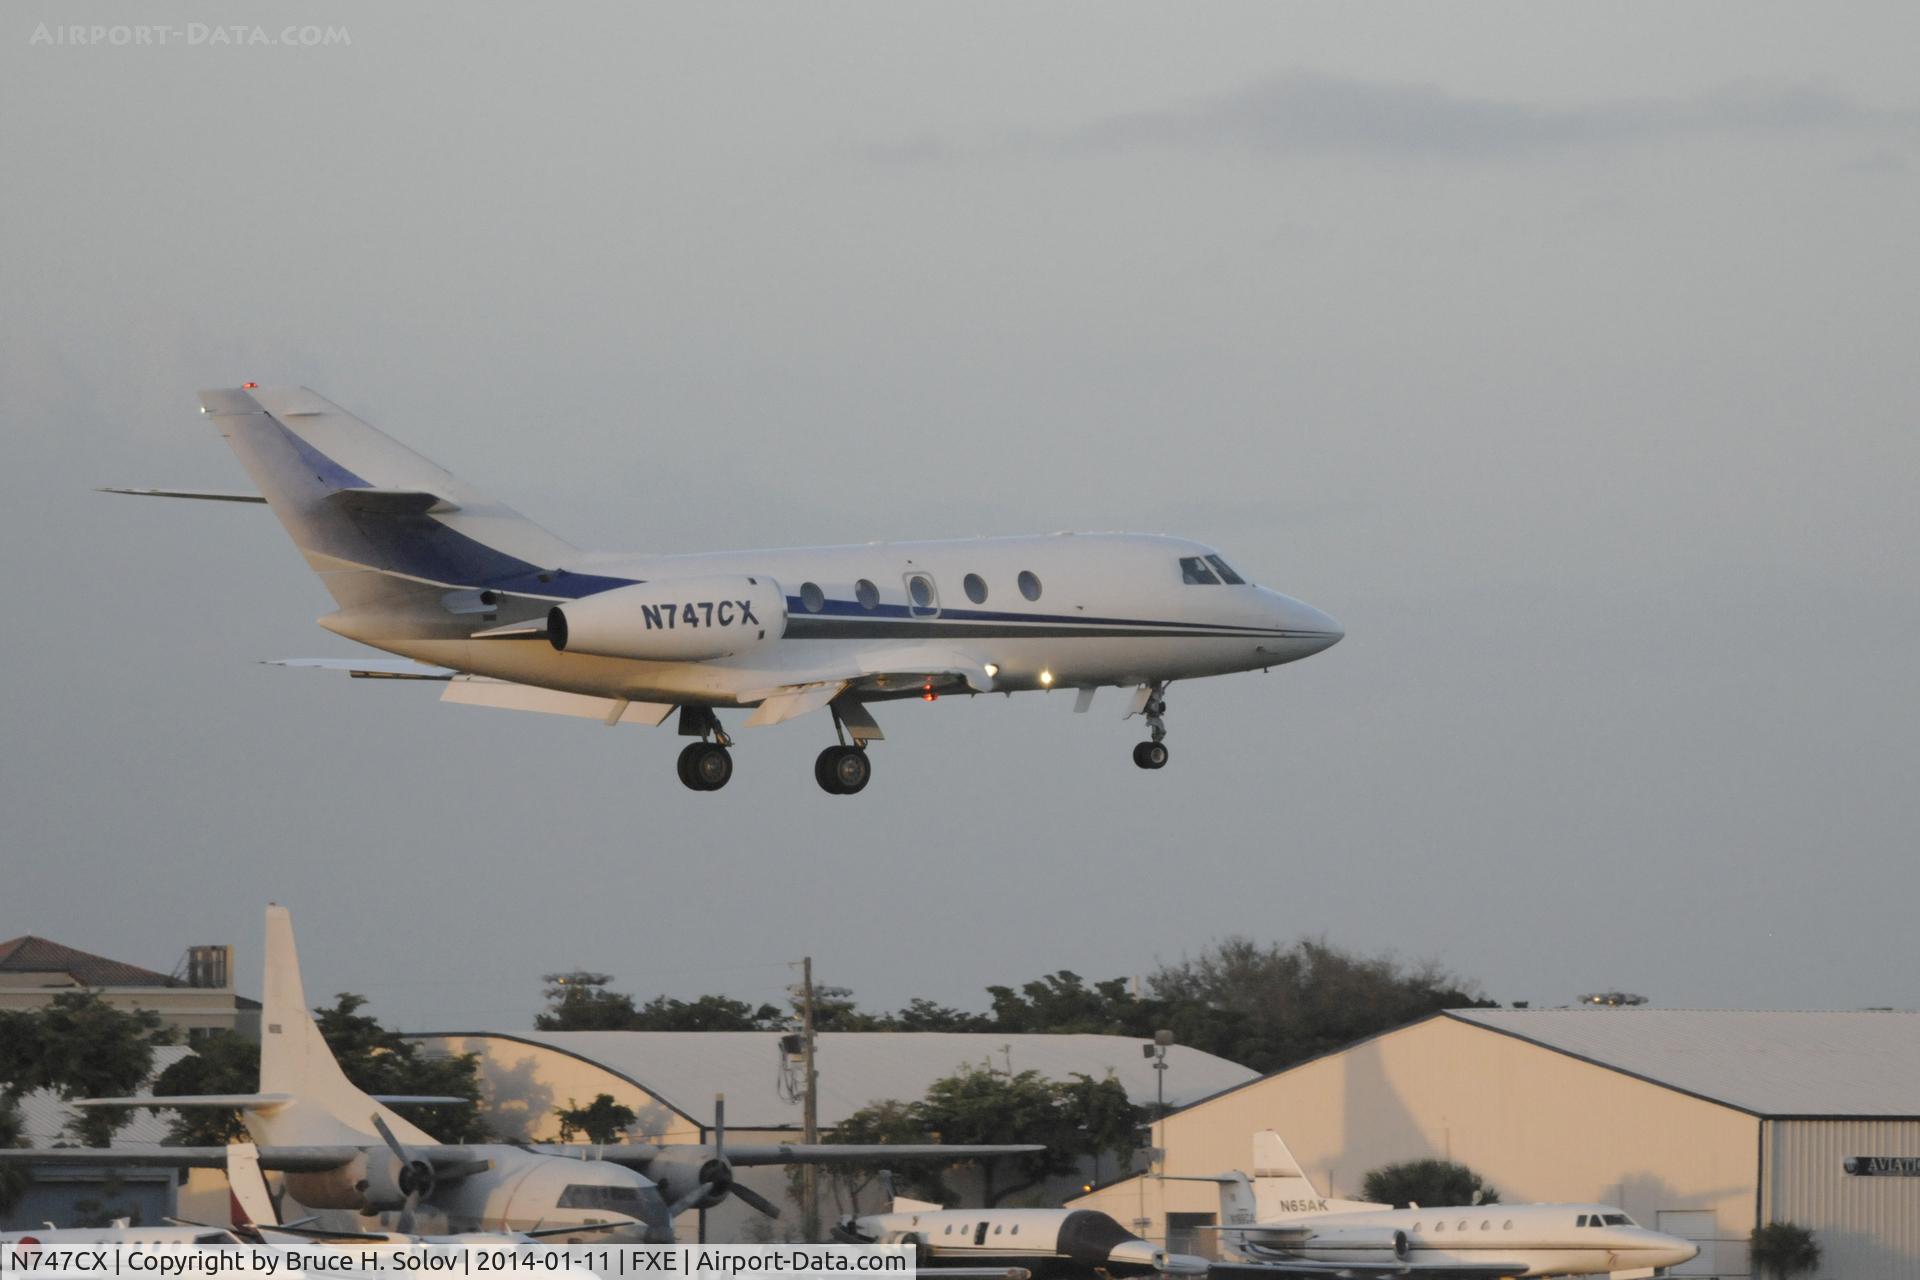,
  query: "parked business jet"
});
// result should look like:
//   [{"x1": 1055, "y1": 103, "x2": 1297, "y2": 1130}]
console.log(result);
[
  {"x1": 835, "y1": 1191, "x2": 1208, "y2": 1276},
  {"x1": 0, "y1": 906, "x2": 1037, "y2": 1242},
  {"x1": 1170, "y1": 1132, "x2": 1699, "y2": 1277},
  {"x1": 105, "y1": 387, "x2": 1341, "y2": 791}
]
